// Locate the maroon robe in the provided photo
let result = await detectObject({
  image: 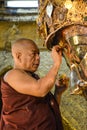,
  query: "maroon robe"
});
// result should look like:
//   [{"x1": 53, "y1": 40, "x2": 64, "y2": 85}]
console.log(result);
[{"x1": 0, "y1": 73, "x2": 64, "y2": 130}]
